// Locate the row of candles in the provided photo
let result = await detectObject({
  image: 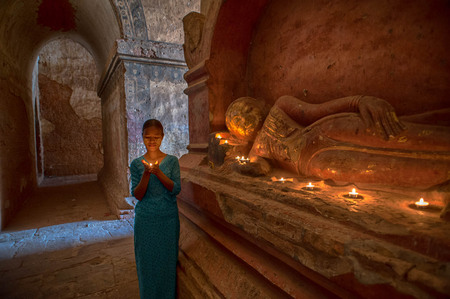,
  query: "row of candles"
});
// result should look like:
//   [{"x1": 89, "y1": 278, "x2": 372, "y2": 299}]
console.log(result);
[{"x1": 235, "y1": 156, "x2": 430, "y2": 209}]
